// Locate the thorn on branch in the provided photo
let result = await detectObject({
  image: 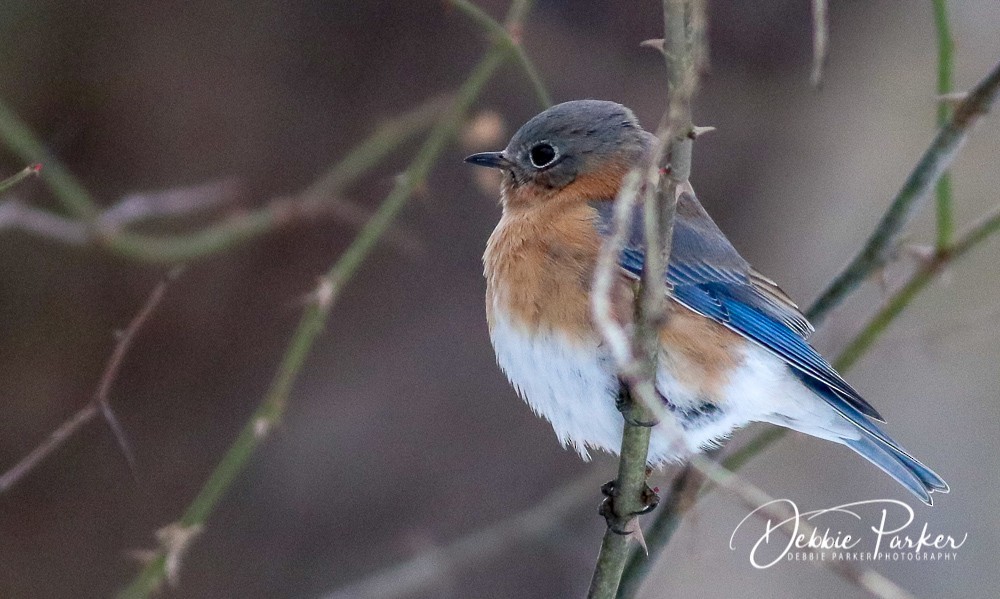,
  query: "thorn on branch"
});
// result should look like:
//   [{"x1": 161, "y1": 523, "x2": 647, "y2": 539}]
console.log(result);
[
  {"x1": 314, "y1": 276, "x2": 337, "y2": 310},
  {"x1": 640, "y1": 39, "x2": 665, "y2": 53},
  {"x1": 937, "y1": 91, "x2": 969, "y2": 106},
  {"x1": 253, "y1": 417, "x2": 273, "y2": 439},
  {"x1": 156, "y1": 523, "x2": 204, "y2": 587},
  {"x1": 689, "y1": 125, "x2": 716, "y2": 138},
  {"x1": 626, "y1": 518, "x2": 648, "y2": 555},
  {"x1": 100, "y1": 402, "x2": 137, "y2": 478}
]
